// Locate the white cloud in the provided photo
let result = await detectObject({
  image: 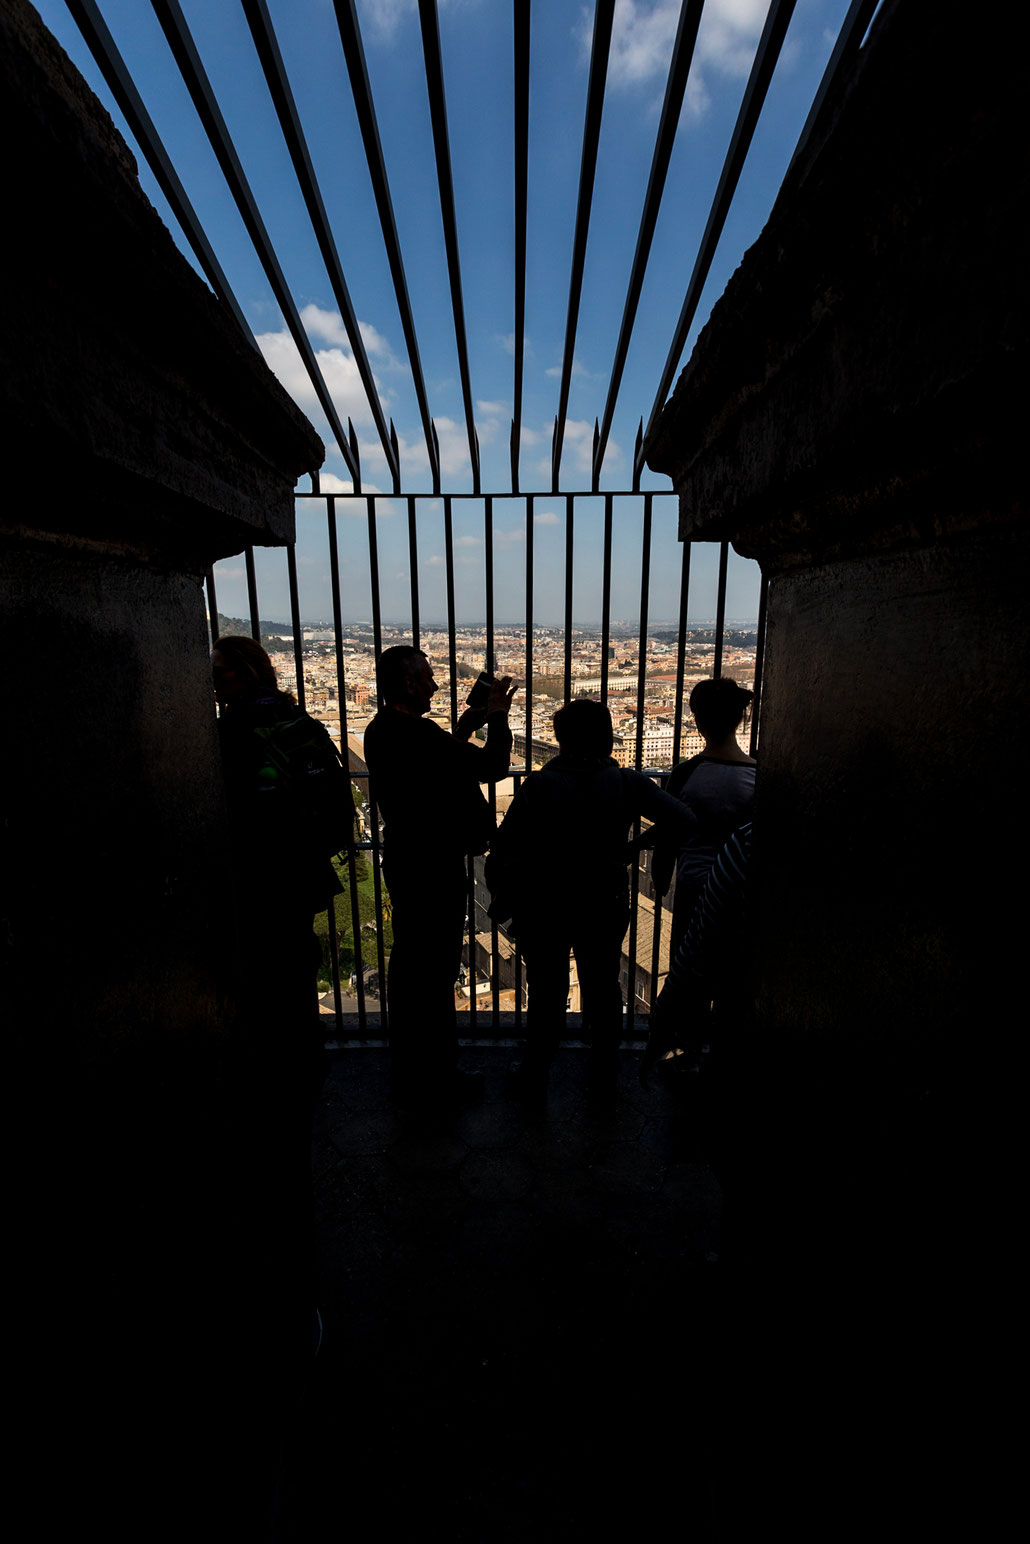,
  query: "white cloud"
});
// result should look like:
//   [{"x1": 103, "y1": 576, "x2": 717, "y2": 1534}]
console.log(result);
[
  {"x1": 476, "y1": 399, "x2": 507, "y2": 417},
  {"x1": 534, "y1": 509, "x2": 562, "y2": 526},
  {"x1": 299, "y1": 304, "x2": 350, "y2": 347},
  {"x1": 306, "y1": 472, "x2": 353, "y2": 495},
  {"x1": 455, "y1": 534, "x2": 481, "y2": 548},
  {"x1": 545, "y1": 356, "x2": 600, "y2": 381},
  {"x1": 579, "y1": 0, "x2": 767, "y2": 116},
  {"x1": 534, "y1": 418, "x2": 623, "y2": 480},
  {"x1": 257, "y1": 324, "x2": 387, "y2": 440},
  {"x1": 358, "y1": 0, "x2": 476, "y2": 44}
]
